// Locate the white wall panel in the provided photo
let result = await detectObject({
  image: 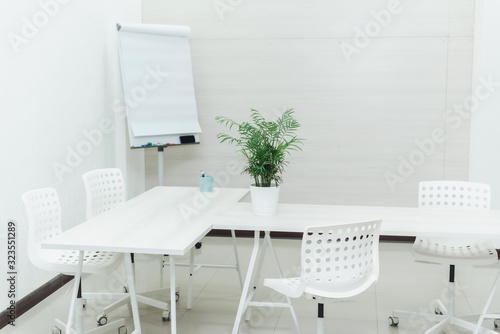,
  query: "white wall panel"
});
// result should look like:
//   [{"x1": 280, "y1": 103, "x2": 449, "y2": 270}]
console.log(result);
[
  {"x1": 470, "y1": 0, "x2": 500, "y2": 209},
  {"x1": 143, "y1": 0, "x2": 473, "y2": 207},
  {"x1": 449, "y1": 0, "x2": 475, "y2": 37},
  {"x1": 144, "y1": 0, "x2": 451, "y2": 39},
  {"x1": 0, "y1": 0, "x2": 142, "y2": 304},
  {"x1": 444, "y1": 37, "x2": 474, "y2": 181}
]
